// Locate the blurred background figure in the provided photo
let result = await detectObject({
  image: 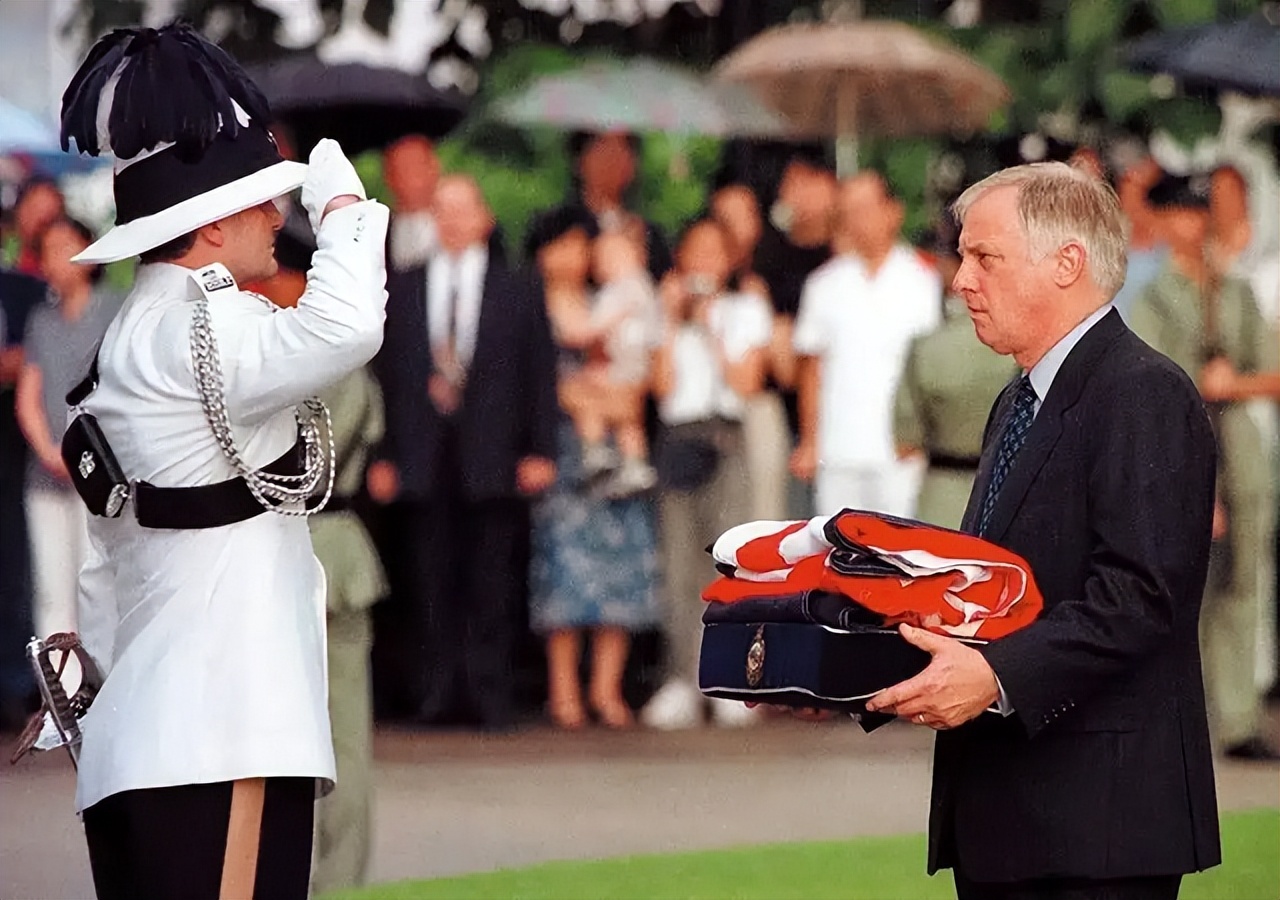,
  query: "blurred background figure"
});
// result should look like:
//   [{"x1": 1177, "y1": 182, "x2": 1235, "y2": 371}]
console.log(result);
[
  {"x1": 251, "y1": 259, "x2": 388, "y2": 894},
  {"x1": 711, "y1": 181, "x2": 790, "y2": 523},
  {"x1": 383, "y1": 134, "x2": 442, "y2": 272},
  {"x1": 643, "y1": 218, "x2": 770, "y2": 730},
  {"x1": 525, "y1": 207, "x2": 661, "y2": 730},
  {"x1": 791, "y1": 172, "x2": 942, "y2": 518},
  {"x1": 893, "y1": 229, "x2": 1020, "y2": 530},
  {"x1": 15, "y1": 217, "x2": 120, "y2": 691},
  {"x1": 6, "y1": 177, "x2": 64, "y2": 277},
  {"x1": 569, "y1": 229, "x2": 660, "y2": 497},
  {"x1": 370, "y1": 174, "x2": 557, "y2": 731},
  {"x1": 546, "y1": 130, "x2": 672, "y2": 281},
  {"x1": 1110, "y1": 154, "x2": 1168, "y2": 320},
  {"x1": 1128, "y1": 171, "x2": 1279, "y2": 762},
  {"x1": 753, "y1": 154, "x2": 836, "y2": 519},
  {"x1": 0, "y1": 259, "x2": 44, "y2": 733},
  {"x1": 310, "y1": 365, "x2": 387, "y2": 894}
]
